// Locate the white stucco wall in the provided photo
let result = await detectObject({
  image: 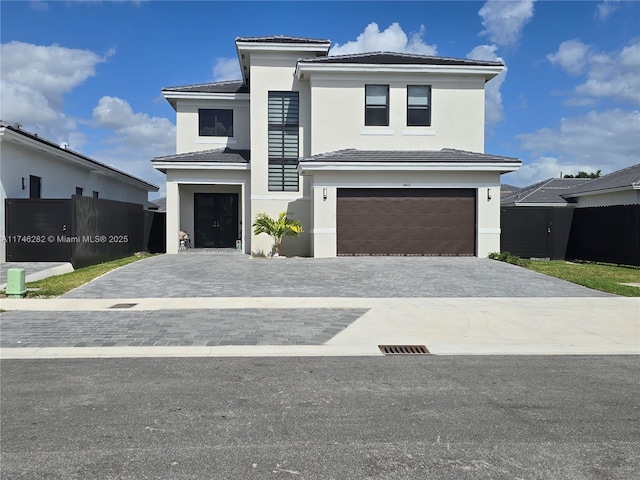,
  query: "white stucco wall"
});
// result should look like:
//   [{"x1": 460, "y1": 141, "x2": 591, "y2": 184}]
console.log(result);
[
  {"x1": 175, "y1": 98, "x2": 250, "y2": 154},
  {"x1": 573, "y1": 189, "x2": 639, "y2": 208},
  {"x1": 1, "y1": 136, "x2": 152, "y2": 262},
  {"x1": 164, "y1": 168, "x2": 250, "y2": 254},
  {"x1": 306, "y1": 169, "x2": 502, "y2": 258},
  {"x1": 308, "y1": 74, "x2": 486, "y2": 155}
]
